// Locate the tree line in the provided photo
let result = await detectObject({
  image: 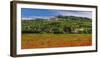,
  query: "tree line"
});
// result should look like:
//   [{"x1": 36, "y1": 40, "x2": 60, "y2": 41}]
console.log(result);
[{"x1": 21, "y1": 16, "x2": 92, "y2": 34}]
